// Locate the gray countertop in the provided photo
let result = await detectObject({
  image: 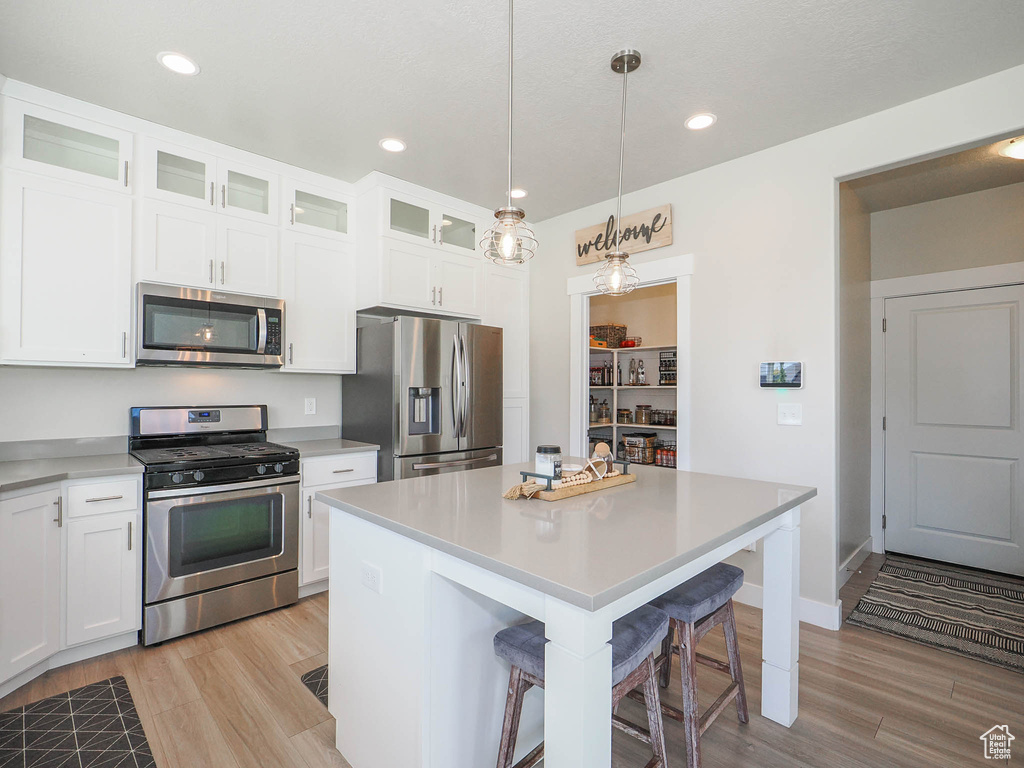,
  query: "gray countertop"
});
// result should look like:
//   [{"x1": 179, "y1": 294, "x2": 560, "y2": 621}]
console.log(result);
[
  {"x1": 0, "y1": 454, "x2": 144, "y2": 494},
  {"x1": 284, "y1": 439, "x2": 380, "y2": 458},
  {"x1": 318, "y1": 462, "x2": 816, "y2": 611}
]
